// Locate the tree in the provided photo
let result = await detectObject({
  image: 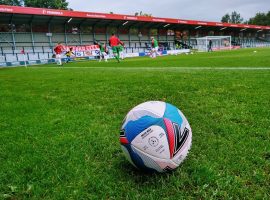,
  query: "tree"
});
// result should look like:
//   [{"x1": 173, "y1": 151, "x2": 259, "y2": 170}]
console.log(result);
[
  {"x1": 221, "y1": 14, "x2": 230, "y2": 23},
  {"x1": 248, "y1": 11, "x2": 270, "y2": 26},
  {"x1": 0, "y1": 0, "x2": 22, "y2": 6},
  {"x1": 24, "y1": 0, "x2": 69, "y2": 10},
  {"x1": 221, "y1": 11, "x2": 244, "y2": 24},
  {"x1": 231, "y1": 11, "x2": 244, "y2": 24},
  {"x1": 134, "y1": 11, "x2": 152, "y2": 17}
]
